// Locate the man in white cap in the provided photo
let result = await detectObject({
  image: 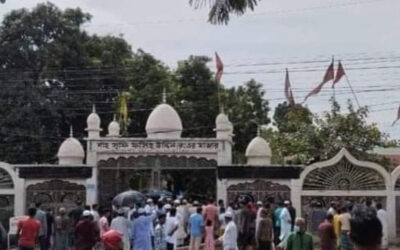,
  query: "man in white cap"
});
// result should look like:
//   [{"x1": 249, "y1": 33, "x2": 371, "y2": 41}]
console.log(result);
[
  {"x1": 175, "y1": 199, "x2": 187, "y2": 246},
  {"x1": 110, "y1": 208, "x2": 131, "y2": 250},
  {"x1": 75, "y1": 210, "x2": 99, "y2": 250},
  {"x1": 219, "y1": 212, "x2": 238, "y2": 250},
  {"x1": 131, "y1": 207, "x2": 157, "y2": 250},
  {"x1": 279, "y1": 200, "x2": 292, "y2": 243},
  {"x1": 165, "y1": 207, "x2": 179, "y2": 250}
]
